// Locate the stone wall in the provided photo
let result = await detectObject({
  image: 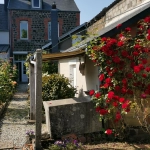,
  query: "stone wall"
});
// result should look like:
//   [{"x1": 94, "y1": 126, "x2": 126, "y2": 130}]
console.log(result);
[
  {"x1": 43, "y1": 97, "x2": 102, "y2": 139},
  {"x1": 105, "y1": 0, "x2": 145, "y2": 24},
  {"x1": 10, "y1": 10, "x2": 80, "y2": 52},
  {"x1": 87, "y1": 0, "x2": 146, "y2": 34}
]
